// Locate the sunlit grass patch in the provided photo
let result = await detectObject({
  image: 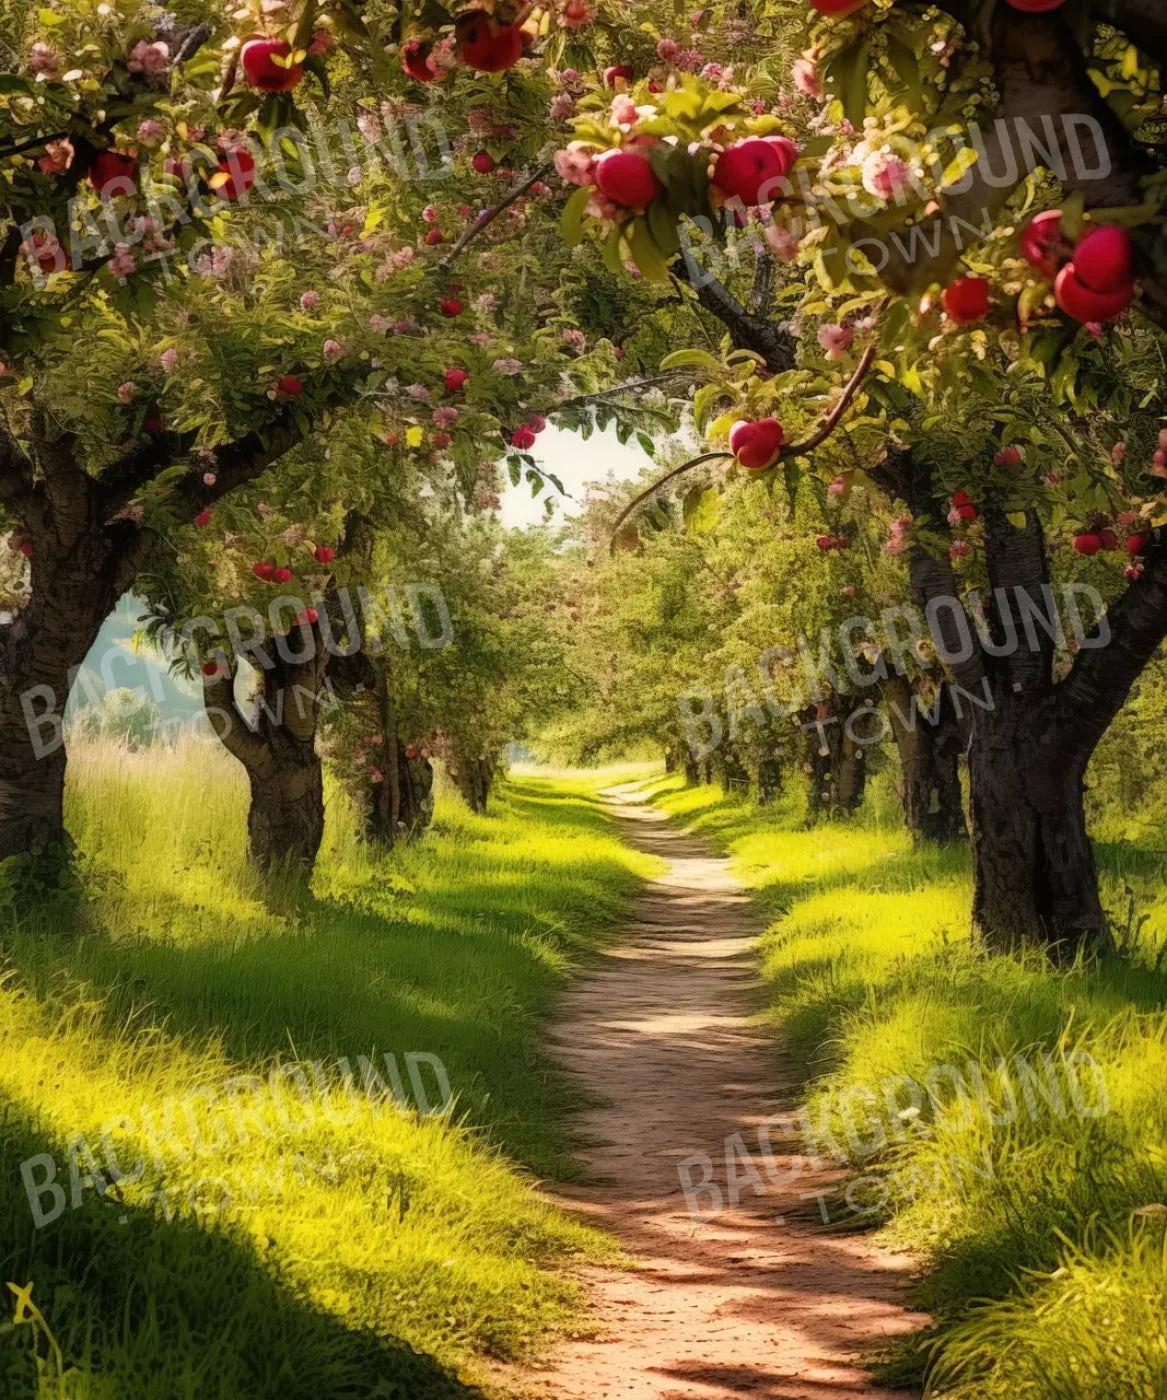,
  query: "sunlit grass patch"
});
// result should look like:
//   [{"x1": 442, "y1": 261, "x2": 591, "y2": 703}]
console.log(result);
[{"x1": 0, "y1": 742, "x2": 656, "y2": 1397}]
